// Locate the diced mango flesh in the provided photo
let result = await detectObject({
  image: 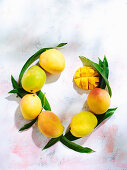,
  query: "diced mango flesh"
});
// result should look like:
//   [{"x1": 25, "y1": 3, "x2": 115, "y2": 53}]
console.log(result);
[{"x1": 74, "y1": 66, "x2": 100, "y2": 90}]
